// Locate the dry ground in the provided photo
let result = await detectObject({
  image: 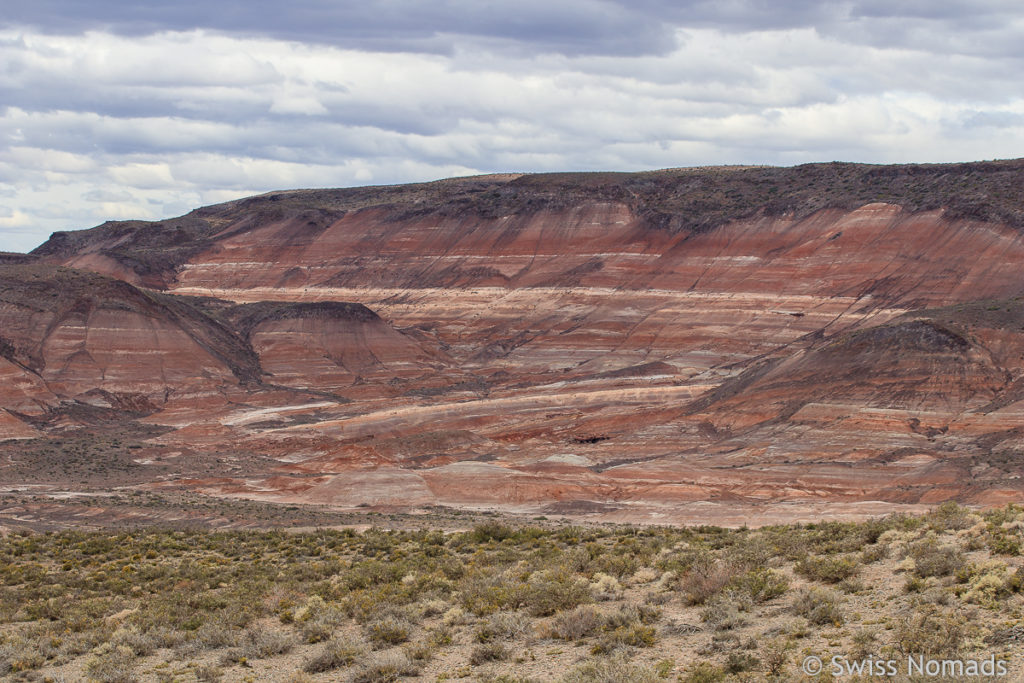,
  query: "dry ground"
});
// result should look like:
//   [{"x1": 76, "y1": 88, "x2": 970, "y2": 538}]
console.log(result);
[{"x1": 2, "y1": 503, "x2": 1024, "y2": 682}]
